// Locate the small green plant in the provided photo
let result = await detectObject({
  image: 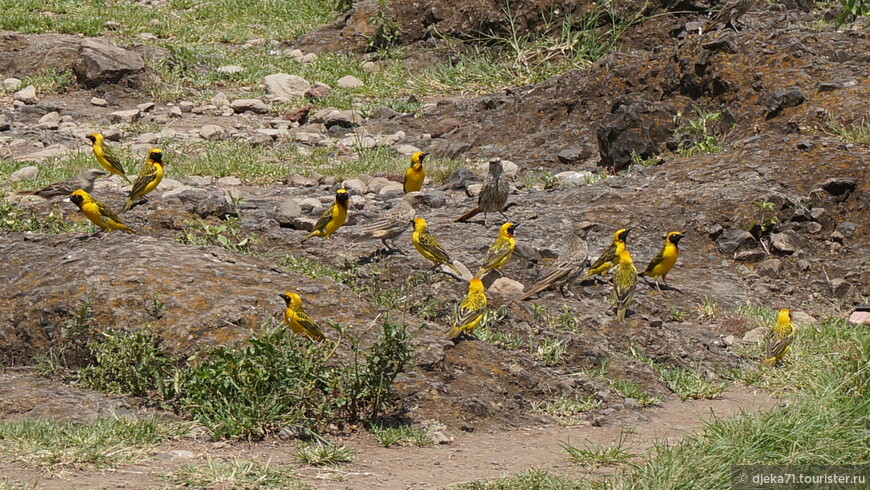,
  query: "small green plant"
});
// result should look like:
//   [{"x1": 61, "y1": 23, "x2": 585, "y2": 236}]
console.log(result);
[
  {"x1": 175, "y1": 217, "x2": 256, "y2": 254},
  {"x1": 295, "y1": 442, "x2": 354, "y2": 465},
  {"x1": 530, "y1": 396, "x2": 601, "y2": 426},
  {"x1": 561, "y1": 430, "x2": 636, "y2": 469},
  {"x1": 609, "y1": 380, "x2": 661, "y2": 407},
  {"x1": 695, "y1": 295, "x2": 719, "y2": 321},
  {"x1": 836, "y1": 0, "x2": 870, "y2": 24},
  {"x1": 531, "y1": 304, "x2": 581, "y2": 333},
  {"x1": 0, "y1": 69, "x2": 74, "y2": 94},
  {"x1": 533, "y1": 337, "x2": 568, "y2": 366},
  {"x1": 669, "y1": 307, "x2": 686, "y2": 322},
  {"x1": 34, "y1": 300, "x2": 99, "y2": 379},
  {"x1": 0, "y1": 199, "x2": 85, "y2": 234},
  {"x1": 748, "y1": 200, "x2": 778, "y2": 246},
  {"x1": 629, "y1": 151, "x2": 660, "y2": 167},
  {"x1": 170, "y1": 456, "x2": 304, "y2": 488},
  {"x1": 456, "y1": 468, "x2": 583, "y2": 489},
  {"x1": 78, "y1": 328, "x2": 173, "y2": 396},
  {"x1": 366, "y1": 6, "x2": 402, "y2": 52},
  {"x1": 369, "y1": 423, "x2": 432, "y2": 447},
  {"x1": 658, "y1": 365, "x2": 728, "y2": 401},
  {"x1": 674, "y1": 108, "x2": 724, "y2": 157},
  {"x1": 281, "y1": 254, "x2": 361, "y2": 290},
  {"x1": 822, "y1": 115, "x2": 870, "y2": 144}
]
